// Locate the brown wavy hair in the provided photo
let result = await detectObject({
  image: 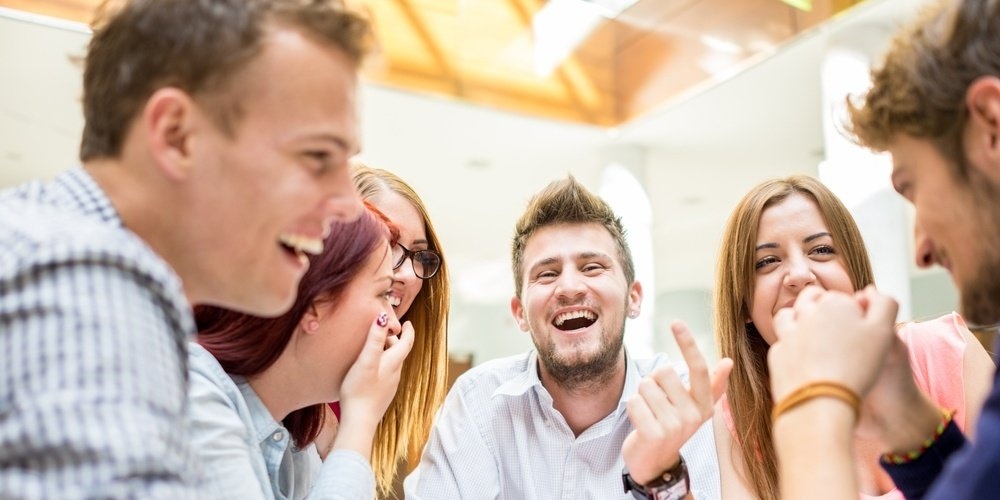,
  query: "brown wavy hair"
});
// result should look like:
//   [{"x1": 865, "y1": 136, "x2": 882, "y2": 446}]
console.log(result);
[{"x1": 847, "y1": 0, "x2": 1000, "y2": 181}]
